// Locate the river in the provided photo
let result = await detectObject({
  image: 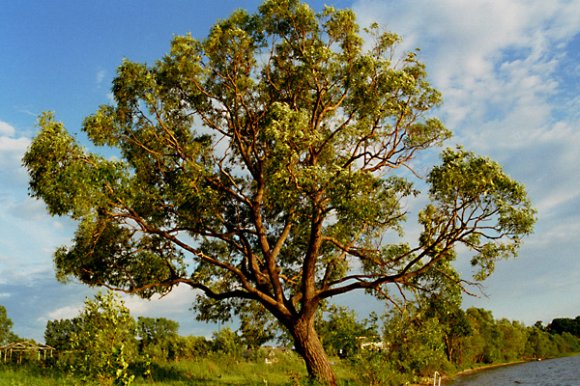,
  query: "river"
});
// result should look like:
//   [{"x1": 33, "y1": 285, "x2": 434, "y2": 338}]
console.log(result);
[{"x1": 449, "y1": 356, "x2": 580, "y2": 385}]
